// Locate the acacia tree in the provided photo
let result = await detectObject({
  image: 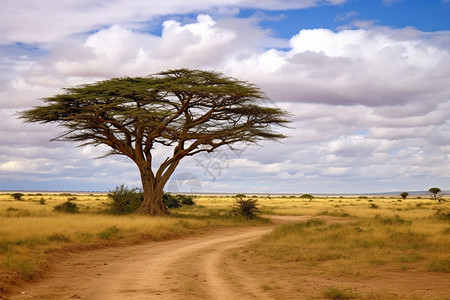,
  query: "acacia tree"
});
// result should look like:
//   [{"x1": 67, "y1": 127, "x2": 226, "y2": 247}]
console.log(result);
[
  {"x1": 428, "y1": 187, "x2": 442, "y2": 202},
  {"x1": 400, "y1": 192, "x2": 409, "y2": 200},
  {"x1": 20, "y1": 69, "x2": 290, "y2": 215}
]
